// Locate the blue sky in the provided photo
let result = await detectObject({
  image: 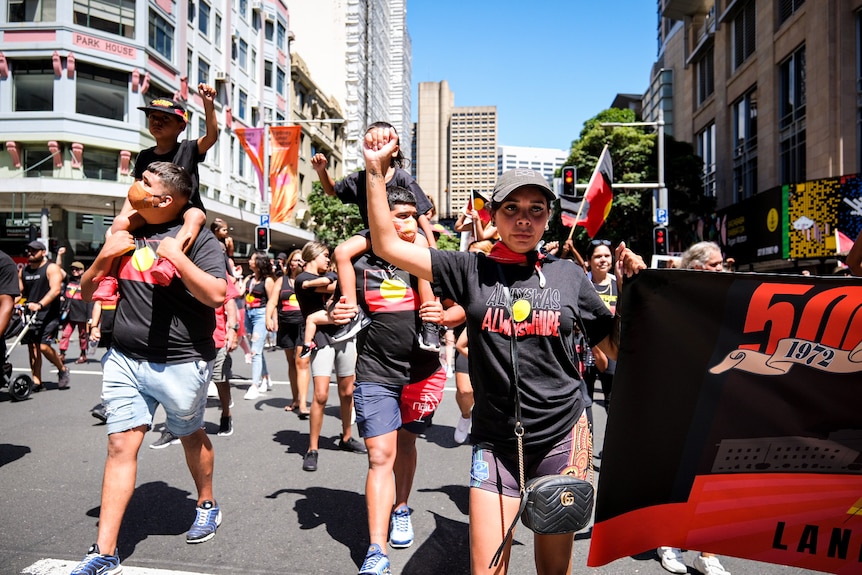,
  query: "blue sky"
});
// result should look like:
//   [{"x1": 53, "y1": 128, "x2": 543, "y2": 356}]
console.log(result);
[{"x1": 408, "y1": 1, "x2": 658, "y2": 152}]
